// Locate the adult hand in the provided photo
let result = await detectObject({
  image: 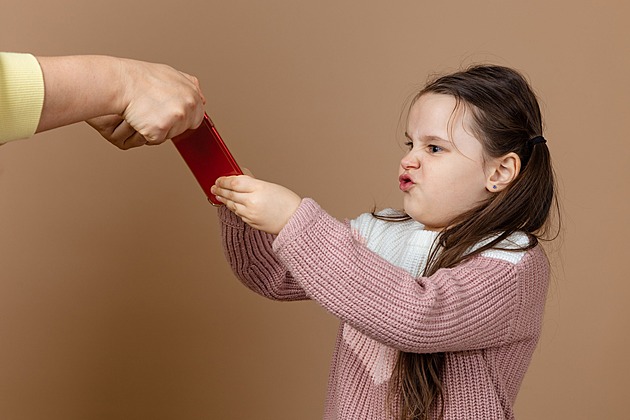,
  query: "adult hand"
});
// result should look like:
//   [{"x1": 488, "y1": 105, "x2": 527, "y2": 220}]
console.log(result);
[
  {"x1": 87, "y1": 115, "x2": 147, "y2": 150},
  {"x1": 35, "y1": 55, "x2": 206, "y2": 149},
  {"x1": 115, "y1": 58, "x2": 206, "y2": 145},
  {"x1": 88, "y1": 59, "x2": 206, "y2": 149},
  {"x1": 211, "y1": 174, "x2": 302, "y2": 235}
]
